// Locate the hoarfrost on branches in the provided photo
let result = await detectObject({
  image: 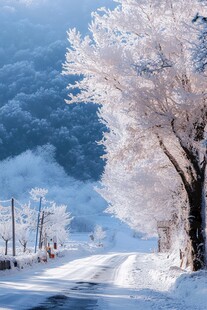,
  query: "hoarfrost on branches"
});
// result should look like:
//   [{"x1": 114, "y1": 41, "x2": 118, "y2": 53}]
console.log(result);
[
  {"x1": 64, "y1": 0, "x2": 207, "y2": 271},
  {"x1": 0, "y1": 203, "x2": 12, "y2": 255},
  {"x1": 41, "y1": 203, "x2": 72, "y2": 246},
  {"x1": 93, "y1": 224, "x2": 106, "y2": 246},
  {"x1": 29, "y1": 187, "x2": 48, "y2": 203},
  {"x1": 16, "y1": 202, "x2": 36, "y2": 252}
]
